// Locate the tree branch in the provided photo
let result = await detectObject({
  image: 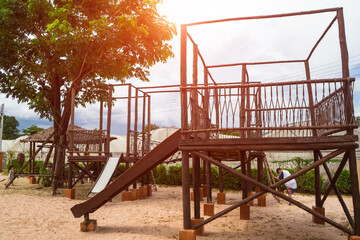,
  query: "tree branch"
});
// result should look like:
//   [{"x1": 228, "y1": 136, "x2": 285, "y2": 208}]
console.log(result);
[{"x1": 20, "y1": 57, "x2": 50, "y2": 76}]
